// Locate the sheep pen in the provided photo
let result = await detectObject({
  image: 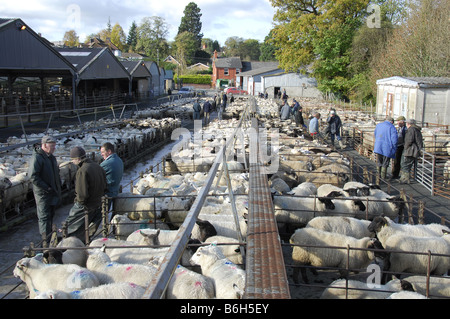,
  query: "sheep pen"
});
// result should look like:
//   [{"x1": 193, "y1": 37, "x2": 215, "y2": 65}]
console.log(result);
[{"x1": 2, "y1": 96, "x2": 450, "y2": 300}]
